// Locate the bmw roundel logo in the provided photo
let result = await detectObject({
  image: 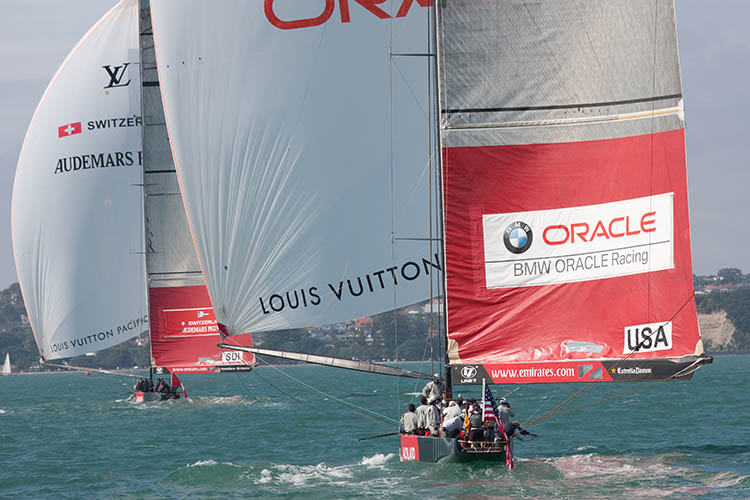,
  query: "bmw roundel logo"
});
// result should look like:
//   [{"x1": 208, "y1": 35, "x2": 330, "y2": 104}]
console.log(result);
[{"x1": 503, "y1": 221, "x2": 533, "y2": 254}]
